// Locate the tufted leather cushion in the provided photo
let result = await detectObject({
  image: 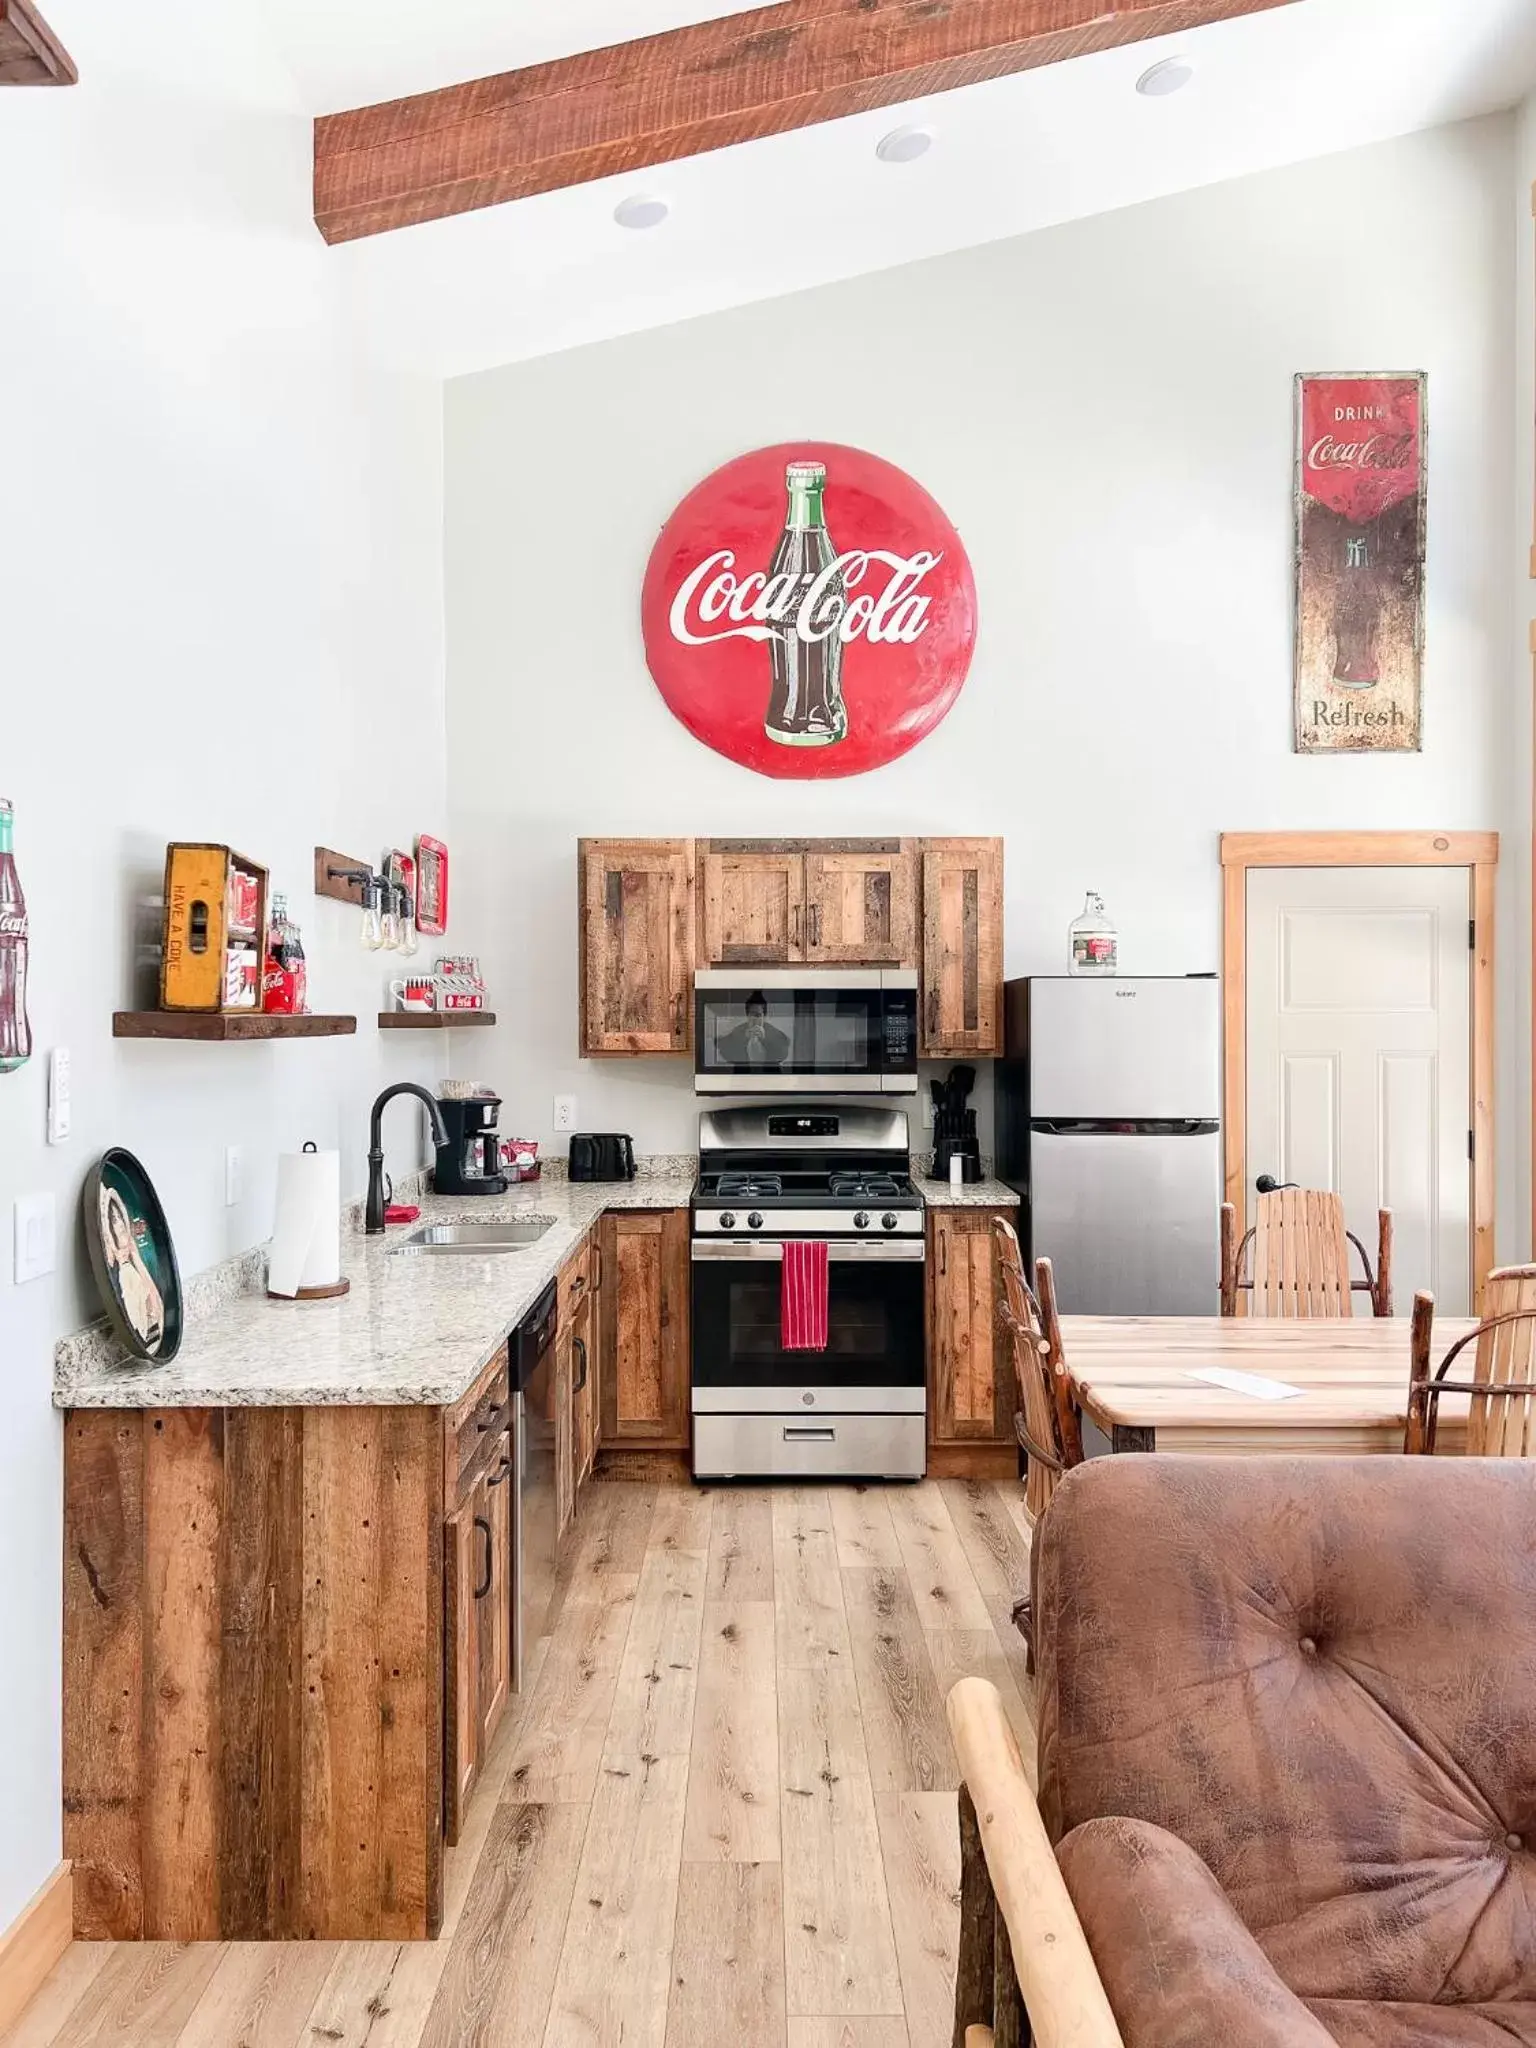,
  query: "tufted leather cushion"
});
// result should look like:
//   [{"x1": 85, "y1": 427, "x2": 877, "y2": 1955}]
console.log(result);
[{"x1": 1036, "y1": 1457, "x2": 1536, "y2": 2010}]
